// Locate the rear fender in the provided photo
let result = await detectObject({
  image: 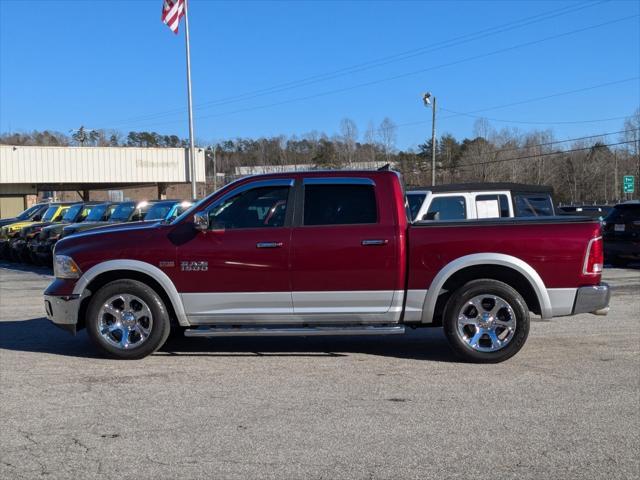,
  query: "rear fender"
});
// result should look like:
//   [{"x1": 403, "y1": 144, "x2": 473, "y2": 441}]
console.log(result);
[{"x1": 420, "y1": 253, "x2": 552, "y2": 323}]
